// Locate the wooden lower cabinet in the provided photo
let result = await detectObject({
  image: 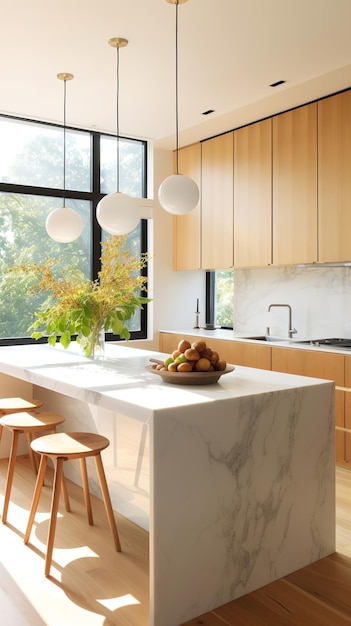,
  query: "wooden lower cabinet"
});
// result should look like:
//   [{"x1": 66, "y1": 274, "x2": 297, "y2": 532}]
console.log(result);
[
  {"x1": 272, "y1": 346, "x2": 345, "y2": 463},
  {"x1": 343, "y1": 356, "x2": 351, "y2": 463},
  {"x1": 225, "y1": 341, "x2": 271, "y2": 370},
  {"x1": 271, "y1": 346, "x2": 344, "y2": 382}
]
